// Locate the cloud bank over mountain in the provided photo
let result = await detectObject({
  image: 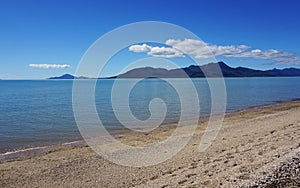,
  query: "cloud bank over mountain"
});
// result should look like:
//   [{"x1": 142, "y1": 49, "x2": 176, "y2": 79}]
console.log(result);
[{"x1": 129, "y1": 39, "x2": 300, "y2": 65}]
